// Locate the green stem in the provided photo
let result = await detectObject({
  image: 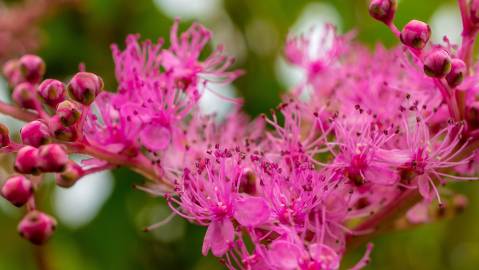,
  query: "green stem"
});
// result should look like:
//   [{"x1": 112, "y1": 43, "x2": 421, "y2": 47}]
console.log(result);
[{"x1": 33, "y1": 246, "x2": 51, "y2": 270}]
